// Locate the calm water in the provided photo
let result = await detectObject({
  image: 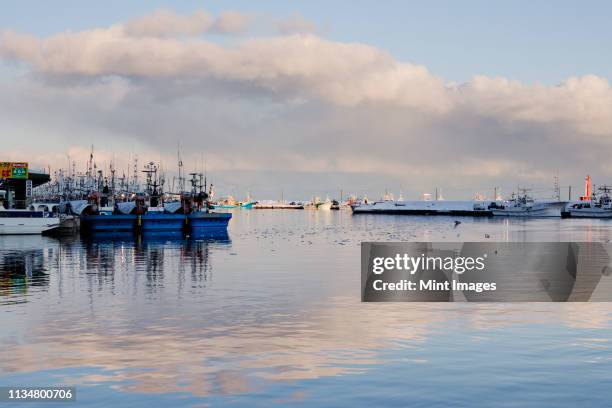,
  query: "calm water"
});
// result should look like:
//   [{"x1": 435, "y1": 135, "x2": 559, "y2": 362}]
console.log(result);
[{"x1": 2, "y1": 210, "x2": 612, "y2": 407}]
